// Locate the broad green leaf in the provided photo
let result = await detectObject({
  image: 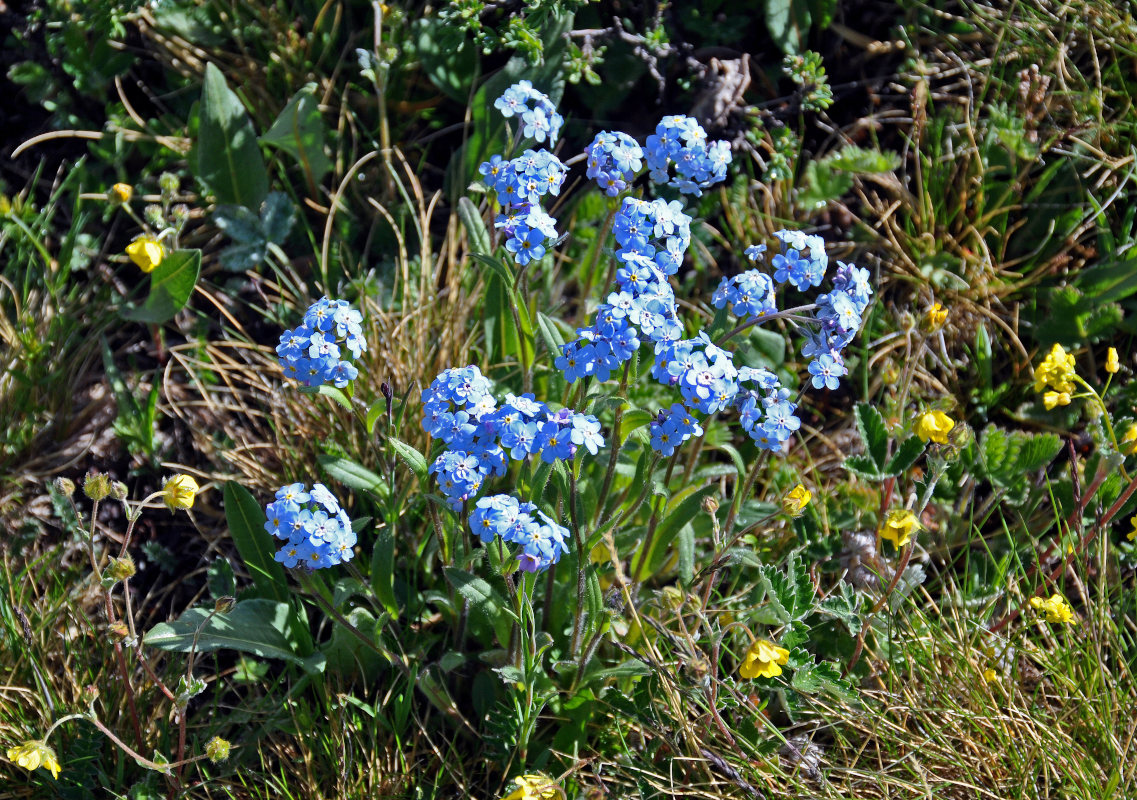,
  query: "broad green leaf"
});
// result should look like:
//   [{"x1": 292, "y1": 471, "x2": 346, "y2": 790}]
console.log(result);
[
  {"x1": 819, "y1": 582, "x2": 862, "y2": 635},
  {"x1": 410, "y1": 17, "x2": 478, "y2": 102},
  {"x1": 261, "y1": 84, "x2": 332, "y2": 184},
  {"x1": 444, "y1": 568, "x2": 515, "y2": 648},
  {"x1": 197, "y1": 62, "x2": 268, "y2": 208},
  {"x1": 318, "y1": 454, "x2": 384, "y2": 493},
  {"x1": 765, "y1": 0, "x2": 810, "y2": 54},
  {"x1": 472, "y1": 252, "x2": 516, "y2": 290},
  {"x1": 827, "y1": 145, "x2": 901, "y2": 174},
  {"x1": 223, "y1": 481, "x2": 289, "y2": 603},
  {"x1": 754, "y1": 554, "x2": 814, "y2": 625},
  {"x1": 458, "y1": 197, "x2": 492, "y2": 256},
  {"x1": 144, "y1": 599, "x2": 318, "y2": 669},
  {"x1": 390, "y1": 438, "x2": 428, "y2": 484},
  {"x1": 844, "y1": 454, "x2": 883, "y2": 481},
  {"x1": 121, "y1": 249, "x2": 201, "y2": 324}
]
